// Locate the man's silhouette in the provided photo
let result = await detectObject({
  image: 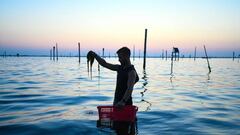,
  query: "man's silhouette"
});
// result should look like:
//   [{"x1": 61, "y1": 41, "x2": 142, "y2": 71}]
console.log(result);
[{"x1": 89, "y1": 47, "x2": 139, "y2": 107}]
